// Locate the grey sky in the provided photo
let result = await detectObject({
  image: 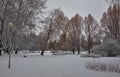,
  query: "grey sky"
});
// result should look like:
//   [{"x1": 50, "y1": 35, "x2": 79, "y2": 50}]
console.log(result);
[{"x1": 47, "y1": 0, "x2": 109, "y2": 22}]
